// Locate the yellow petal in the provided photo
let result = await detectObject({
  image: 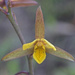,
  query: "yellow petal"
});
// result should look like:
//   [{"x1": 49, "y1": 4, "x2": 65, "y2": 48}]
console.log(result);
[
  {"x1": 42, "y1": 39, "x2": 56, "y2": 51},
  {"x1": 23, "y1": 40, "x2": 36, "y2": 50},
  {"x1": 33, "y1": 47, "x2": 46, "y2": 64}
]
